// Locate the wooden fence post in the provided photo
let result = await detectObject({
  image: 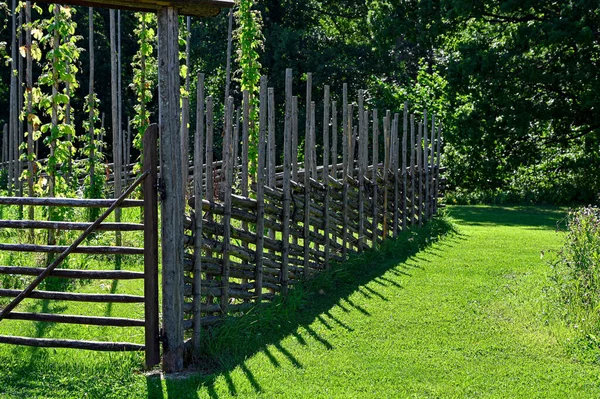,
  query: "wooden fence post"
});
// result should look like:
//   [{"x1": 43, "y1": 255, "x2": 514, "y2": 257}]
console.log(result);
[
  {"x1": 192, "y1": 73, "x2": 205, "y2": 352},
  {"x1": 220, "y1": 97, "x2": 234, "y2": 313},
  {"x1": 402, "y1": 103, "x2": 408, "y2": 230},
  {"x1": 392, "y1": 113, "x2": 399, "y2": 238},
  {"x1": 382, "y1": 111, "x2": 390, "y2": 238},
  {"x1": 241, "y1": 91, "x2": 250, "y2": 295},
  {"x1": 205, "y1": 96, "x2": 215, "y2": 310},
  {"x1": 430, "y1": 114, "x2": 436, "y2": 216},
  {"x1": 331, "y1": 101, "x2": 338, "y2": 179},
  {"x1": 424, "y1": 110, "x2": 430, "y2": 222},
  {"x1": 305, "y1": 73, "x2": 313, "y2": 178},
  {"x1": 255, "y1": 76, "x2": 267, "y2": 301},
  {"x1": 417, "y1": 120, "x2": 423, "y2": 228},
  {"x1": 341, "y1": 101, "x2": 349, "y2": 259},
  {"x1": 292, "y1": 96, "x2": 299, "y2": 182},
  {"x1": 281, "y1": 69, "x2": 292, "y2": 293},
  {"x1": 410, "y1": 114, "x2": 416, "y2": 226},
  {"x1": 435, "y1": 124, "x2": 442, "y2": 214},
  {"x1": 158, "y1": 6, "x2": 184, "y2": 373},
  {"x1": 323, "y1": 86, "x2": 331, "y2": 267},
  {"x1": 372, "y1": 109, "x2": 379, "y2": 246},
  {"x1": 143, "y1": 123, "x2": 159, "y2": 368},
  {"x1": 303, "y1": 97, "x2": 311, "y2": 276},
  {"x1": 358, "y1": 91, "x2": 365, "y2": 252}
]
